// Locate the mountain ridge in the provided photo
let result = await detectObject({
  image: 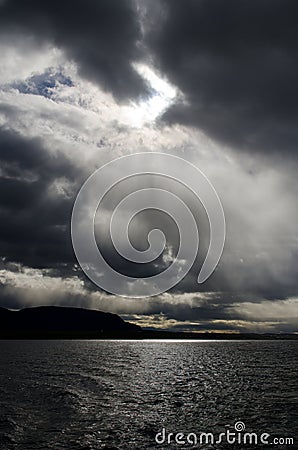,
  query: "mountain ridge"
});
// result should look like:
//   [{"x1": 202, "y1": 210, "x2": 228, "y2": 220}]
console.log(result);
[
  {"x1": 0, "y1": 305, "x2": 296, "y2": 340},
  {"x1": 0, "y1": 305, "x2": 140, "y2": 333}
]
